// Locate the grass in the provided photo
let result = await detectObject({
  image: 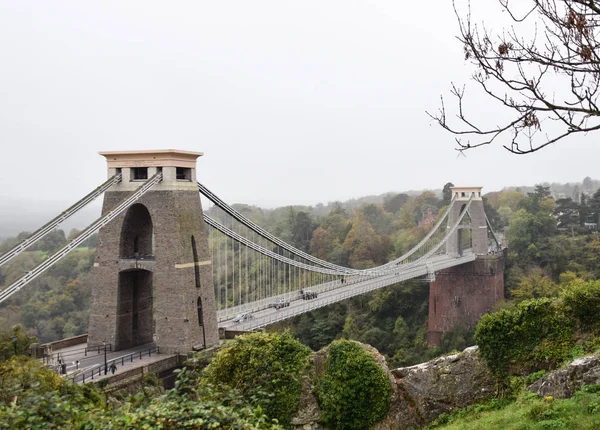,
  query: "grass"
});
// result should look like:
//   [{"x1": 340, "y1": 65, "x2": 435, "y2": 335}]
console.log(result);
[{"x1": 429, "y1": 386, "x2": 600, "y2": 430}]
